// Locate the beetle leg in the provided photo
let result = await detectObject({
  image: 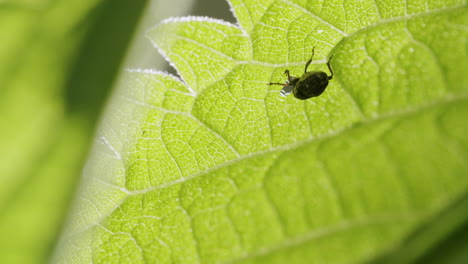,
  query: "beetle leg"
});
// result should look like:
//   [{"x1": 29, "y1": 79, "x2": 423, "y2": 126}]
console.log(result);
[
  {"x1": 304, "y1": 47, "x2": 315, "y2": 73},
  {"x1": 284, "y1": 69, "x2": 293, "y2": 83},
  {"x1": 268, "y1": 69, "x2": 293, "y2": 86},
  {"x1": 327, "y1": 54, "x2": 334, "y2": 80}
]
